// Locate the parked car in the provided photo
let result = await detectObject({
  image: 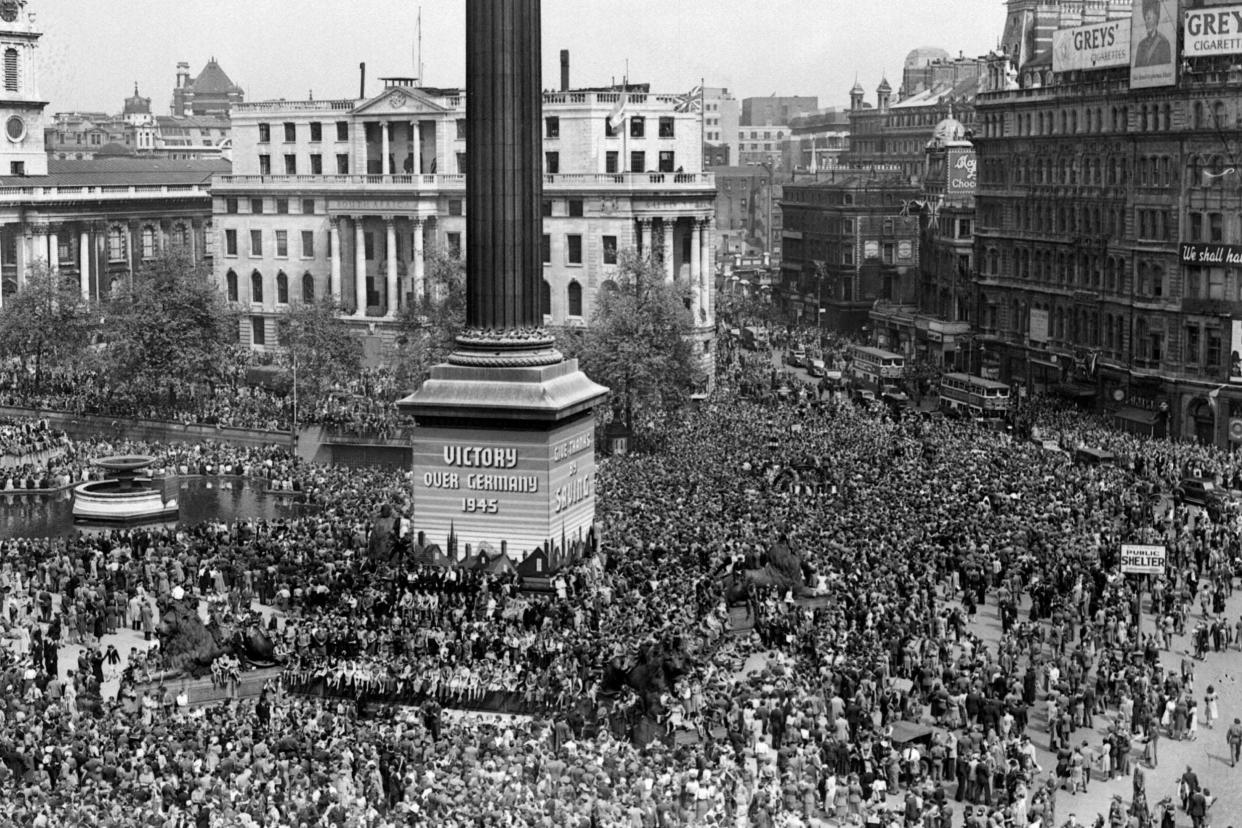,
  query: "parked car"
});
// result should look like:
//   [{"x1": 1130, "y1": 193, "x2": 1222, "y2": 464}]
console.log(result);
[
  {"x1": 1174, "y1": 477, "x2": 1230, "y2": 518},
  {"x1": 880, "y1": 384, "x2": 910, "y2": 408}
]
